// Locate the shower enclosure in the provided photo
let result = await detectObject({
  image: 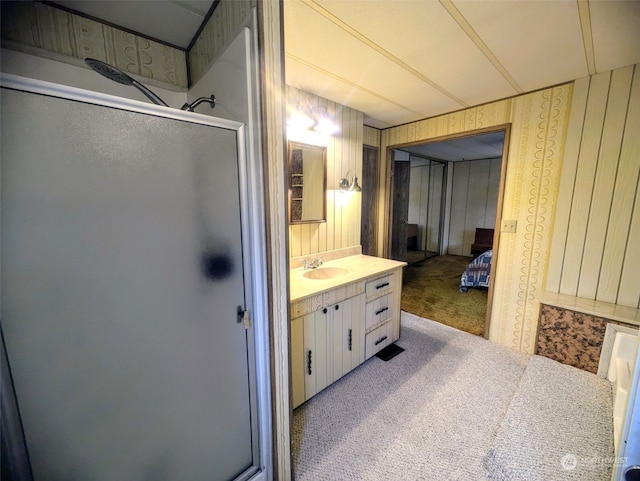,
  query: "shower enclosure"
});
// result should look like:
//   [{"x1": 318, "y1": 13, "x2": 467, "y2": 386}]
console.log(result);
[{"x1": 1, "y1": 75, "x2": 267, "y2": 481}]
